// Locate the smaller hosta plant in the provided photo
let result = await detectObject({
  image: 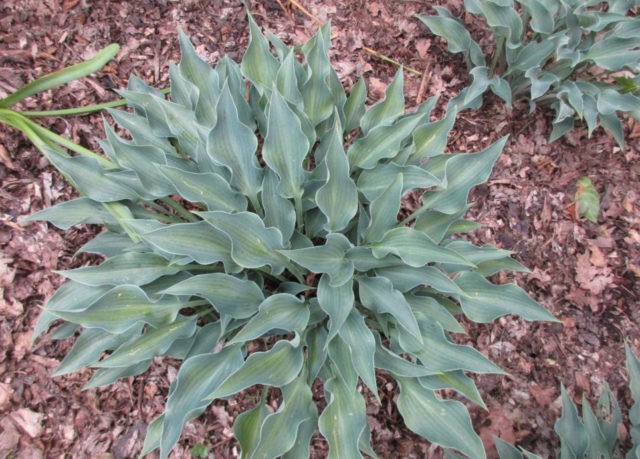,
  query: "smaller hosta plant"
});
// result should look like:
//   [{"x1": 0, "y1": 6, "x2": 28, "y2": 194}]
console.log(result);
[
  {"x1": 29, "y1": 16, "x2": 556, "y2": 459},
  {"x1": 417, "y1": 0, "x2": 640, "y2": 147},
  {"x1": 495, "y1": 343, "x2": 640, "y2": 459}
]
